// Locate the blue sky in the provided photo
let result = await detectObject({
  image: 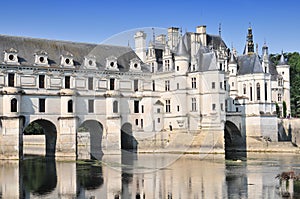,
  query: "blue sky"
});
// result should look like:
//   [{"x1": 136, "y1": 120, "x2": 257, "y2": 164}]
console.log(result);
[{"x1": 1, "y1": 0, "x2": 299, "y2": 54}]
